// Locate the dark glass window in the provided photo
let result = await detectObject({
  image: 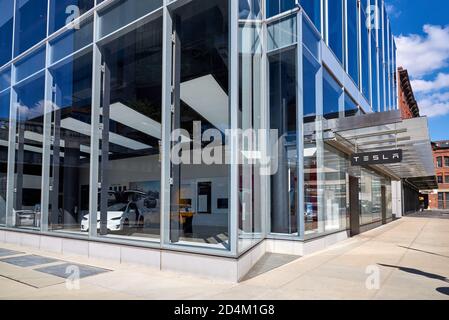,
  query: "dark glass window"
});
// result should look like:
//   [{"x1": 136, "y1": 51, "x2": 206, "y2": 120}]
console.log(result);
[
  {"x1": 15, "y1": 0, "x2": 48, "y2": 56},
  {"x1": 323, "y1": 68, "x2": 342, "y2": 120},
  {"x1": 266, "y1": 0, "x2": 296, "y2": 18},
  {"x1": 0, "y1": 0, "x2": 14, "y2": 66},
  {"x1": 239, "y1": 0, "x2": 262, "y2": 19},
  {"x1": 437, "y1": 176, "x2": 443, "y2": 184},
  {"x1": 328, "y1": 0, "x2": 344, "y2": 63},
  {"x1": 361, "y1": 4, "x2": 370, "y2": 101},
  {"x1": 303, "y1": 50, "x2": 319, "y2": 123},
  {"x1": 49, "y1": 0, "x2": 94, "y2": 34},
  {"x1": 269, "y1": 48, "x2": 298, "y2": 234},
  {"x1": 301, "y1": 0, "x2": 321, "y2": 32},
  {"x1": 445, "y1": 156, "x2": 449, "y2": 167},
  {"x1": 445, "y1": 176, "x2": 449, "y2": 184},
  {"x1": 437, "y1": 156, "x2": 443, "y2": 168},
  {"x1": 347, "y1": 0, "x2": 359, "y2": 86},
  {"x1": 344, "y1": 92, "x2": 358, "y2": 117}
]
